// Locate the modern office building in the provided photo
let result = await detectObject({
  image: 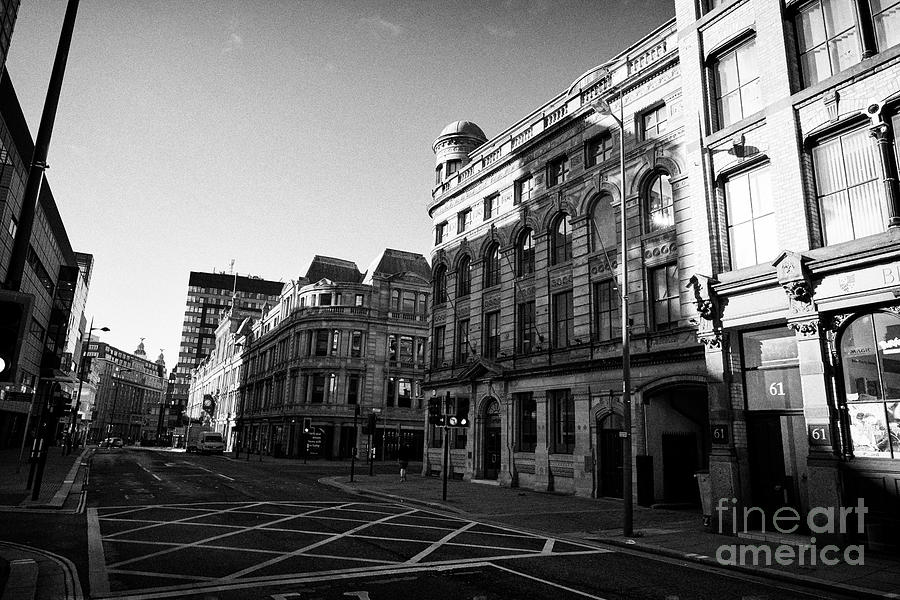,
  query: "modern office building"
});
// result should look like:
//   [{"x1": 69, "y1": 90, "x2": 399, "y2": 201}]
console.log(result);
[
  {"x1": 674, "y1": 0, "x2": 900, "y2": 547},
  {"x1": 423, "y1": 21, "x2": 713, "y2": 503},
  {"x1": 234, "y1": 250, "x2": 431, "y2": 460}
]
